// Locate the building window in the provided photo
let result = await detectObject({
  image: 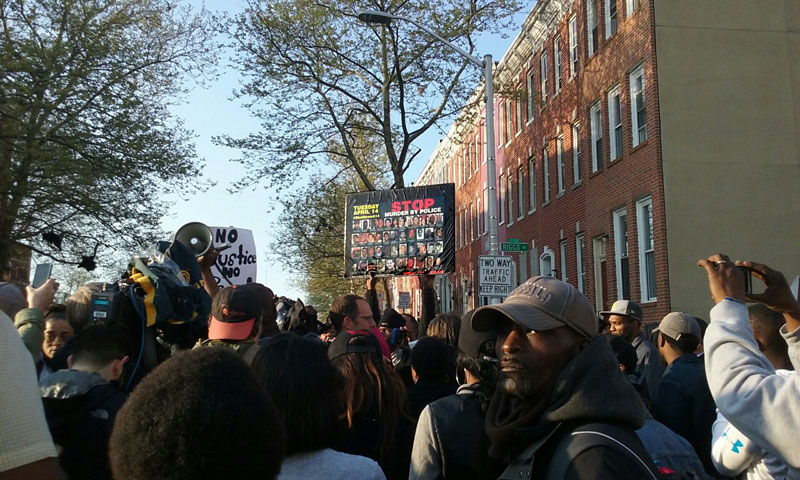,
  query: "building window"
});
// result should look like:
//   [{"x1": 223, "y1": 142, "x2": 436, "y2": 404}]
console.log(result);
[
  {"x1": 572, "y1": 123, "x2": 581, "y2": 184},
  {"x1": 557, "y1": 136, "x2": 565, "y2": 194},
  {"x1": 483, "y1": 188, "x2": 489, "y2": 235},
  {"x1": 637, "y1": 196, "x2": 656, "y2": 301},
  {"x1": 608, "y1": 85, "x2": 622, "y2": 161},
  {"x1": 569, "y1": 15, "x2": 578, "y2": 77},
  {"x1": 543, "y1": 147, "x2": 550, "y2": 204},
  {"x1": 469, "y1": 203, "x2": 474, "y2": 241},
  {"x1": 576, "y1": 233, "x2": 586, "y2": 293},
  {"x1": 517, "y1": 167, "x2": 524, "y2": 218},
  {"x1": 554, "y1": 36, "x2": 562, "y2": 94},
  {"x1": 499, "y1": 173, "x2": 506, "y2": 224},
  {"x1": 458, "y1": 210, "x2": 463, "y2": 248},
  {"x1": 560, "y1": 240, "x2": 568, "y2": 282},
  {"x1": 613, "y1": 207, "x2": 630, "y2": 300},
  {"x1": 482, "y1": 115, "x2": 488, "y2": 163},
  {"x1": 475, "y1": 133, "x2": 481, "y2": 168},
  {"x1": 505, "y1": 99, "x2": 513, "y2": 143},
  {"x1": 526, "y1": 69, "x2": 535, "y2": 122},
  {"x1": 627, "y1": 0, "x2": 641, "y2": 16},
  {"x1": 605, "y1": 0, "x2": 618, "y2": 38},
  {"x1": 498, "y1": 101, "x2": 504, "y2": 147},
  {"x1": 507, "y1": 174, "x2": 514, "y2": 225},
  {"x1": 587, "y1": 0, "x2": 598, "y2": 57},
  {"x1": 540, "y1": 52, "x2": 548, "y2": 106},
  {"x1": 540, "y1": 247, "x2": 555, "y2": 277},
  {"x1": 476, "y1": 197, "x2": 482, "y2": 236},
  {"x1": 590, "y1": 101, "x2": 603, "y2": 172},
  {"x1": 516, "y1": 90, "x2": 523, "y2": 133},
  {"x1": 528, "y1": 157, "x2": 536, "y2": 212},
  {"x1": 630, "y1": 65, "x2": 647, "y2": 147}
]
